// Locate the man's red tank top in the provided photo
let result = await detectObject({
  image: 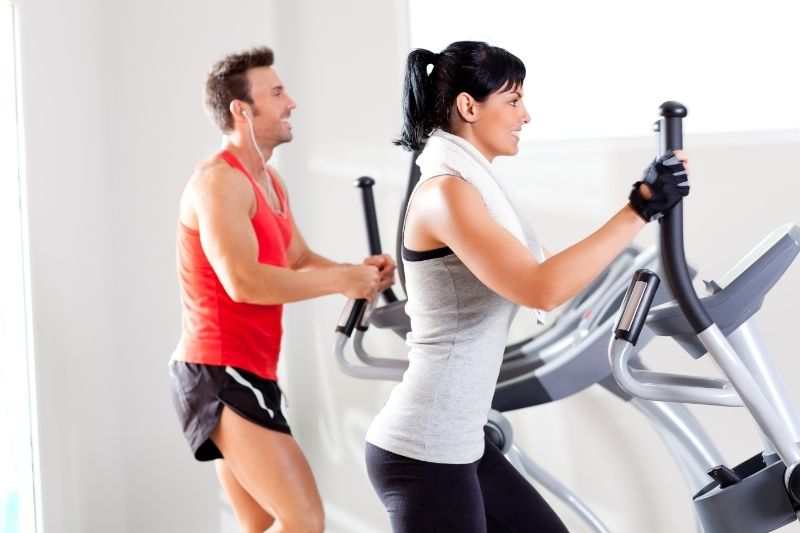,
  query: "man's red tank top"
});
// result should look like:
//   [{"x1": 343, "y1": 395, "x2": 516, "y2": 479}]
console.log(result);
[{"x1": 173, "y1": 150, "x2": 292, "y2": 380}]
